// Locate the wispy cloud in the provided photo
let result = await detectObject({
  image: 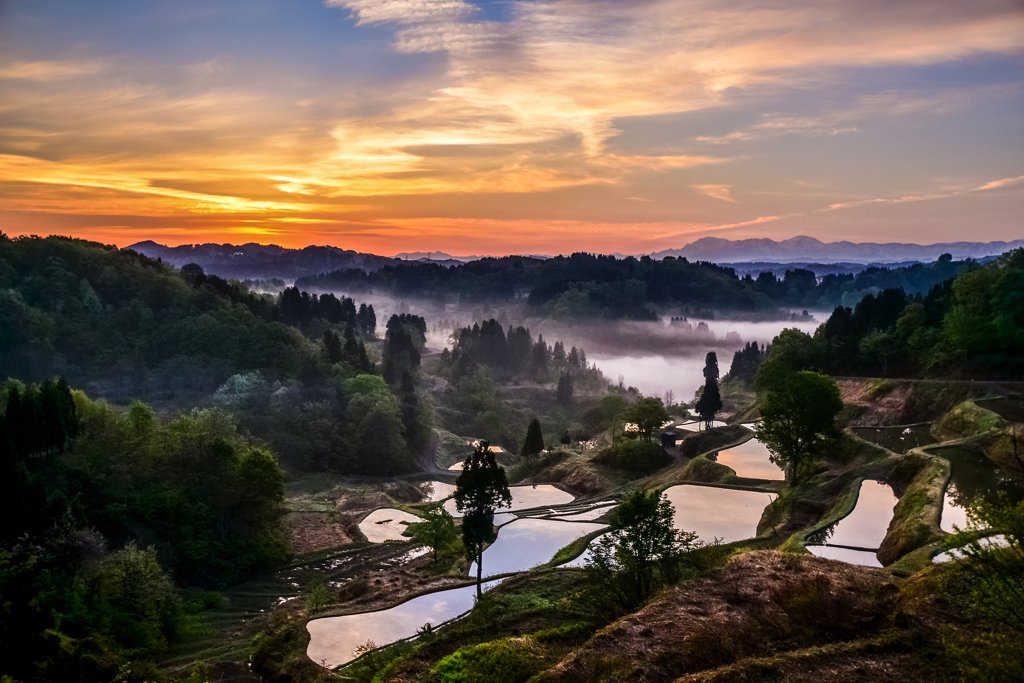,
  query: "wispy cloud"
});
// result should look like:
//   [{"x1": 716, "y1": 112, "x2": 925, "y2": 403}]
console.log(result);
[
  {"x1": 698, "y1": 85, "x2": 1018, "y2": 144},
  {"x1": 694, "y1": 184, "x2": 737, "y2": 202},
  {"x1": 0, "y1": 60, "x2": 107, "y2": 81},
  {"x1": 325, "y1": 0, "x2": 476, "y2": 26},
  {"x1": 824, "y1": 174, "x2": 1024, "y2": 212}
]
